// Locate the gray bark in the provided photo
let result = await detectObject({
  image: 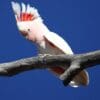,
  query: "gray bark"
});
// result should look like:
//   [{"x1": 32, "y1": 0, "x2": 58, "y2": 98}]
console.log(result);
[{"x1": 0, "y1": 50, "x2": 100, "y2": 86}]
